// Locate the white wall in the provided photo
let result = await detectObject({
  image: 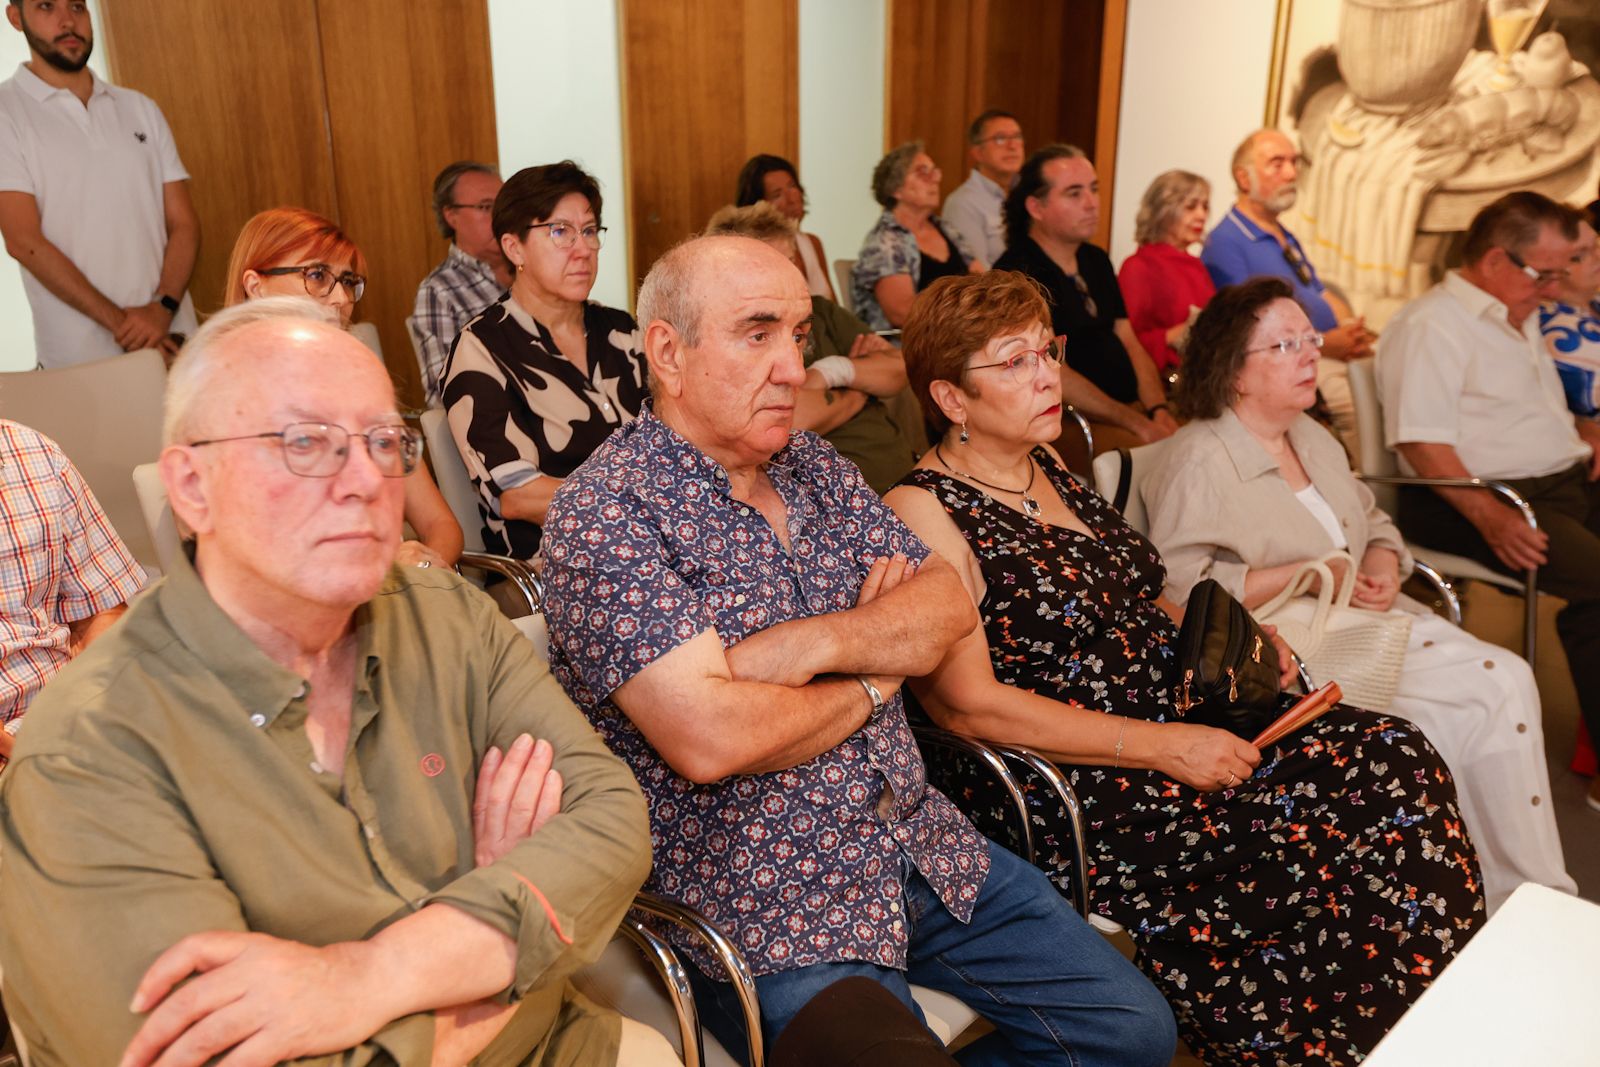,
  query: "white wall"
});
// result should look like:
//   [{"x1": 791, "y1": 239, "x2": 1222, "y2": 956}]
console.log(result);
[
  {"x1": 0, "y1": 0, "x2": 108, "y2": 371},
  {"x1": 487, "y1": 0, "x2": 631, "y2": 311},
  {"x1": 1109, "y1": 0, "x2": 1278, "y2": 266},
  {"x1": 799, "y1": 0, "x2": 887, "y2": 284}
]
